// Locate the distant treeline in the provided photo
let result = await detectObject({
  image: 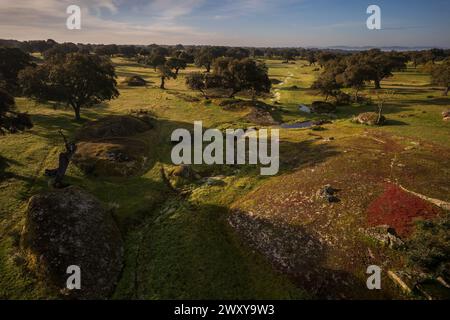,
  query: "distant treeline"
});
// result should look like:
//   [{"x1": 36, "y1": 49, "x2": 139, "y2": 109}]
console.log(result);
[{"x1": 1, "y1": 38, "x2": 449, "y2": 64}]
